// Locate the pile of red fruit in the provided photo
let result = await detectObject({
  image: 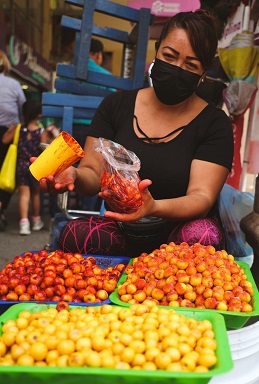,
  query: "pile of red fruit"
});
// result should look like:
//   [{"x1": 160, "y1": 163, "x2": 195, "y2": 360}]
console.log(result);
[
  {"x1": 117, "y1": 242, "x2": 254, "y2": 312},
  {"x1": 0, "y1": 250, "x2": 126, "y2": 303}
]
